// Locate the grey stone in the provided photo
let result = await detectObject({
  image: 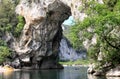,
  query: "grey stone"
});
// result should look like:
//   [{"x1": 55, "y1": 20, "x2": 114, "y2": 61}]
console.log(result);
[
  {"x1": 106, "y1": 66, "x2": 120, "y2": 77},
  {"x1": 12, "y1": 0, "x2": 71, "y2": 69}
]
